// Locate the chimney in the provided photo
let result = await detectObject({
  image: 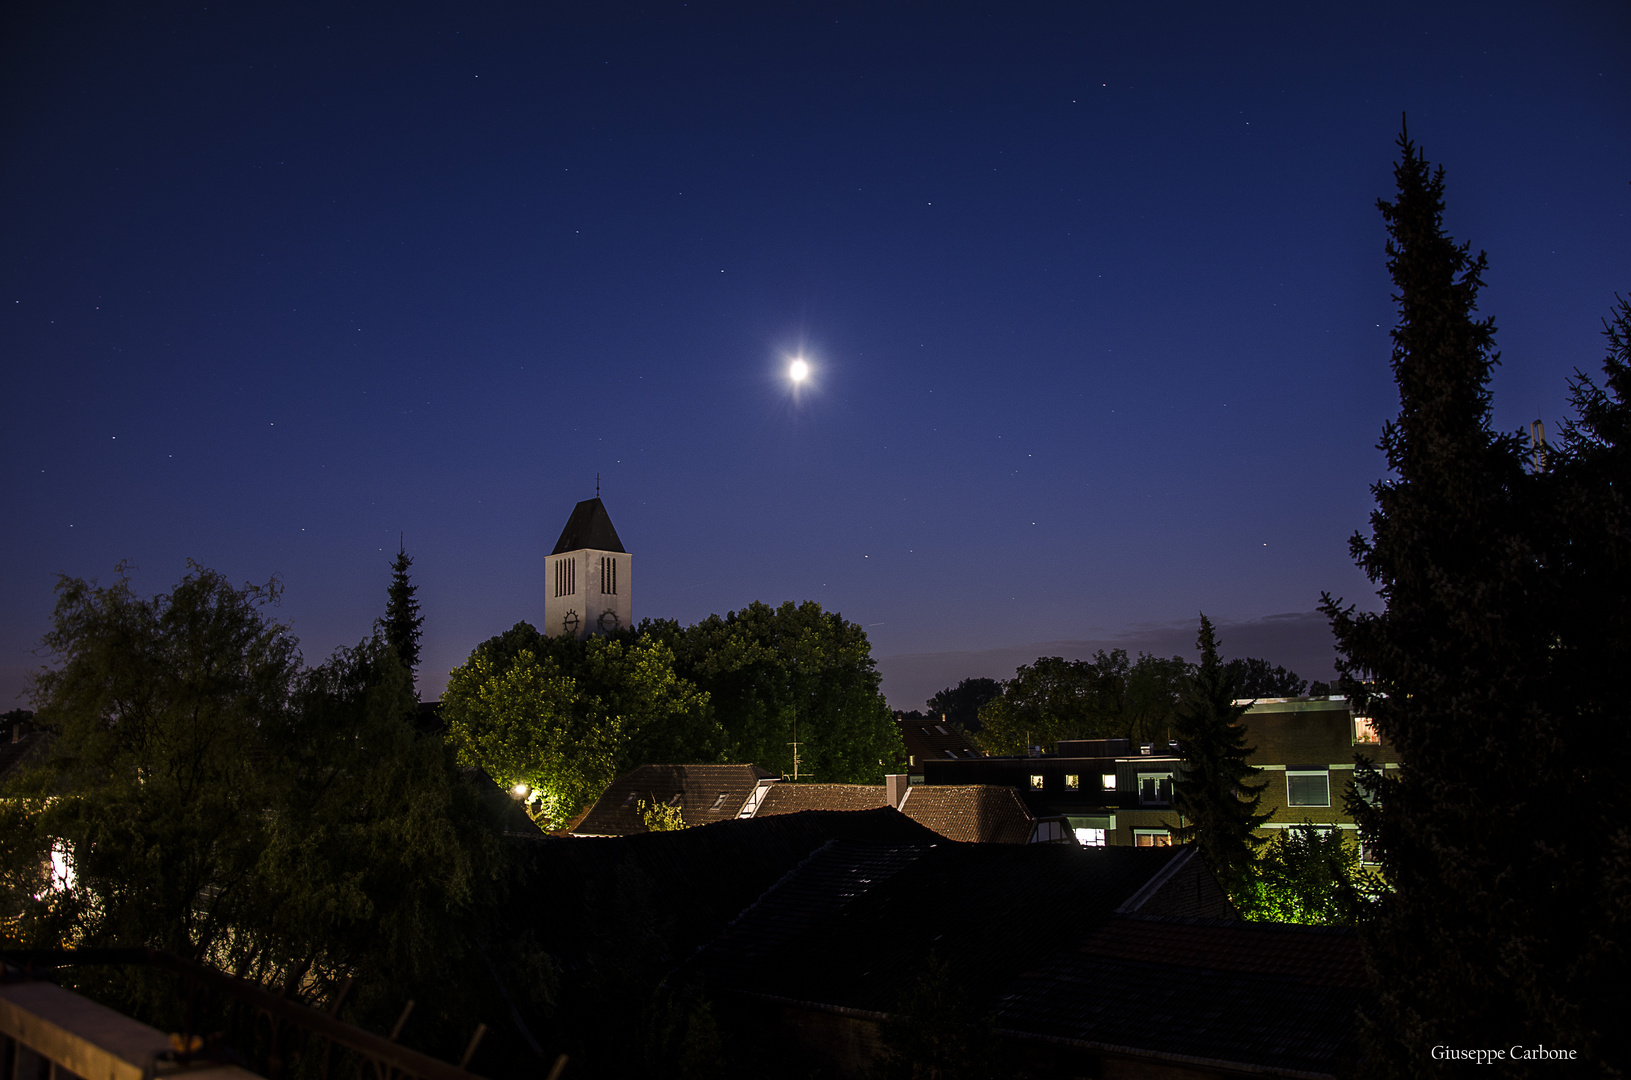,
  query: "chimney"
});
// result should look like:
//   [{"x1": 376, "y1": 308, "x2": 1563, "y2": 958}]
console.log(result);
[{"x1": 885, "y1": 774, "x2": 909, "y2": 809}]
